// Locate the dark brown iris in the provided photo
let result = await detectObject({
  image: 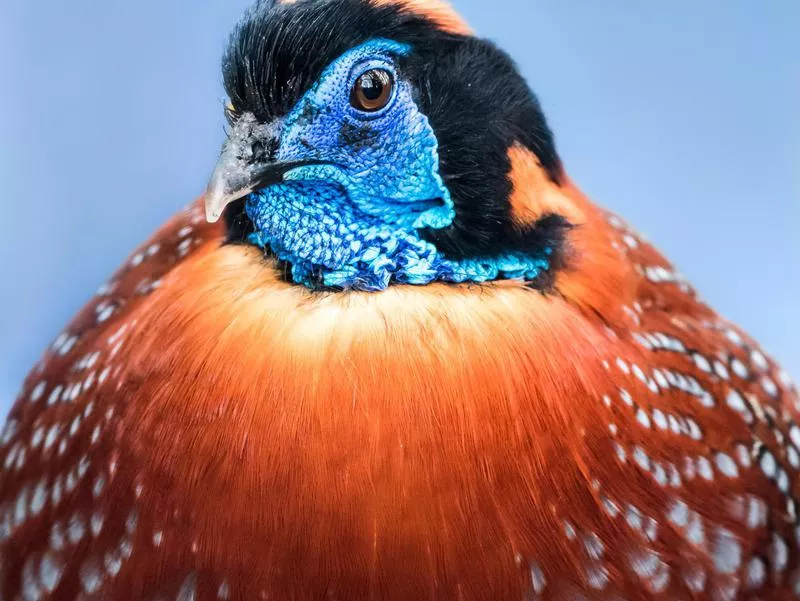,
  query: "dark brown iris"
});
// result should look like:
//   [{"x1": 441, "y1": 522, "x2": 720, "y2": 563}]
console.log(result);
[{"x1": 350, "y1": 69, "x2": 394, "y2": 112}]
